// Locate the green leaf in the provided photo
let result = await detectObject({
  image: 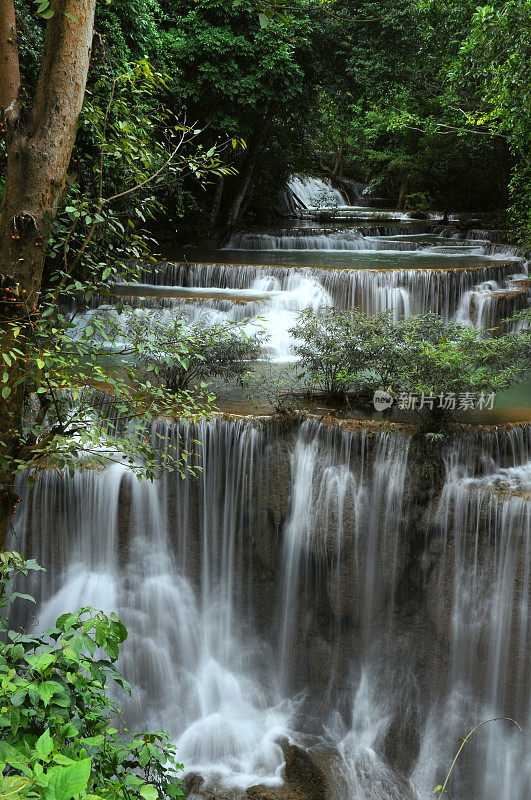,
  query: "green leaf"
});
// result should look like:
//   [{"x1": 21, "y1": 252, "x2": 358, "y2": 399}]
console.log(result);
[
  {"x1": 26, "y1": 653, "x2": 56, "y2": 675},
  {"x1": 139, "y1": 785, "x2": 158, "y2": 800},
  {"x1": 43, "y1": 758, "x2": 91, "y2": 800},
  {"x1": 10, "y1": 707, "x2": 20, "y2": 735},
  {"x1": 2, "y1": 386, "x2": 11, "y2": 399},
  {"x1": 38, "y1": 681, "x2": 62, "y2": 708},
  {"x1": 56, "y1": 612, "x2": 78, "y2": 631},
  {"x1": 9, "y1": 592, "x2": 36, "y2": 603},
  {"x1": 10, "y1": 690, "x2": 27, "y2": 707},
  {"x1": 35, "y1": 729, "x2": 54, "y2": 759},
  {"x1": 166, "y1": 783, "x2": 185, "y2": 799}
]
